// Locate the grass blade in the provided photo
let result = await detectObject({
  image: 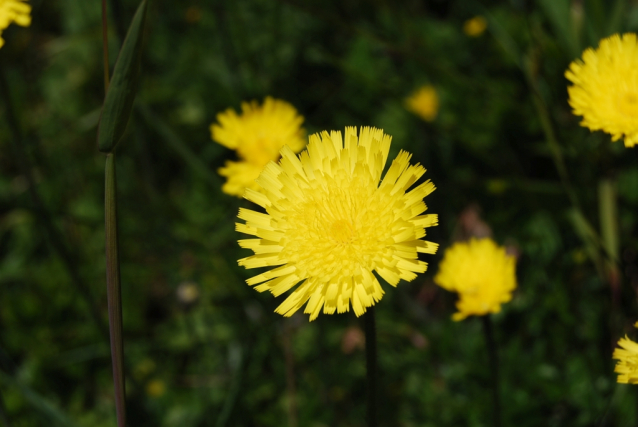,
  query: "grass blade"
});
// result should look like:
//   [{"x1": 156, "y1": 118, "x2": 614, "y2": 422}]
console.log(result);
[
  {"x1": 105, "y1": 153, "x2": 126, "y2": 427},
  {"x1": 98, "y1": 0, "x2": 148, "y2": 153}
]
